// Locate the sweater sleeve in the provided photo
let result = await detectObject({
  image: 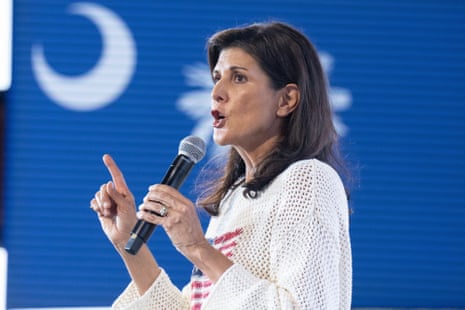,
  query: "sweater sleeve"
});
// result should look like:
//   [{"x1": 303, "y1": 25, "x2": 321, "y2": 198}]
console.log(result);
[
  {"x1": 112, "y1": 268, "x2": 190, "y2": 309},
  {"x1": 202, "y1": 160, "x2": 352, "y2": 309}
]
